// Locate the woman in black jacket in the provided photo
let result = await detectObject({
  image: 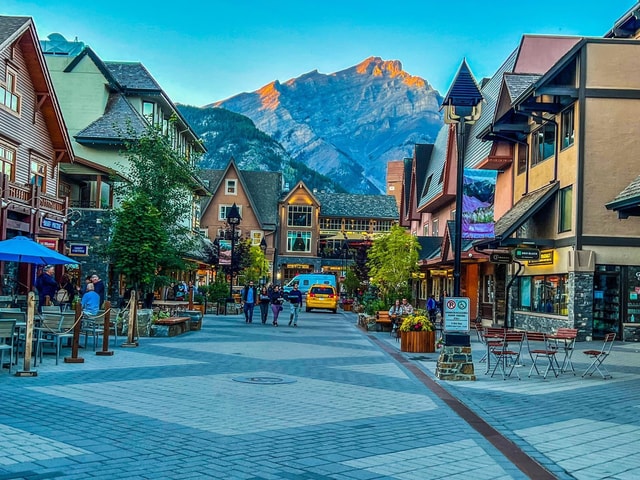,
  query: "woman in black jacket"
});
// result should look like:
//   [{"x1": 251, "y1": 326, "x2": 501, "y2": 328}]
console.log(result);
[{"x1": 269, "y1": 285, "x2": 284, "y2": 327}]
